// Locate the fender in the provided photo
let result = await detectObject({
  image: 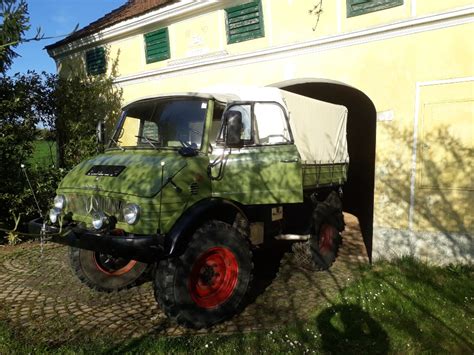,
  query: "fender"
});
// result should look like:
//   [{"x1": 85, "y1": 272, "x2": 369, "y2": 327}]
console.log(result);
[{"x1": 165, "y1": 198, "x2": 248, "y2": 256}]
